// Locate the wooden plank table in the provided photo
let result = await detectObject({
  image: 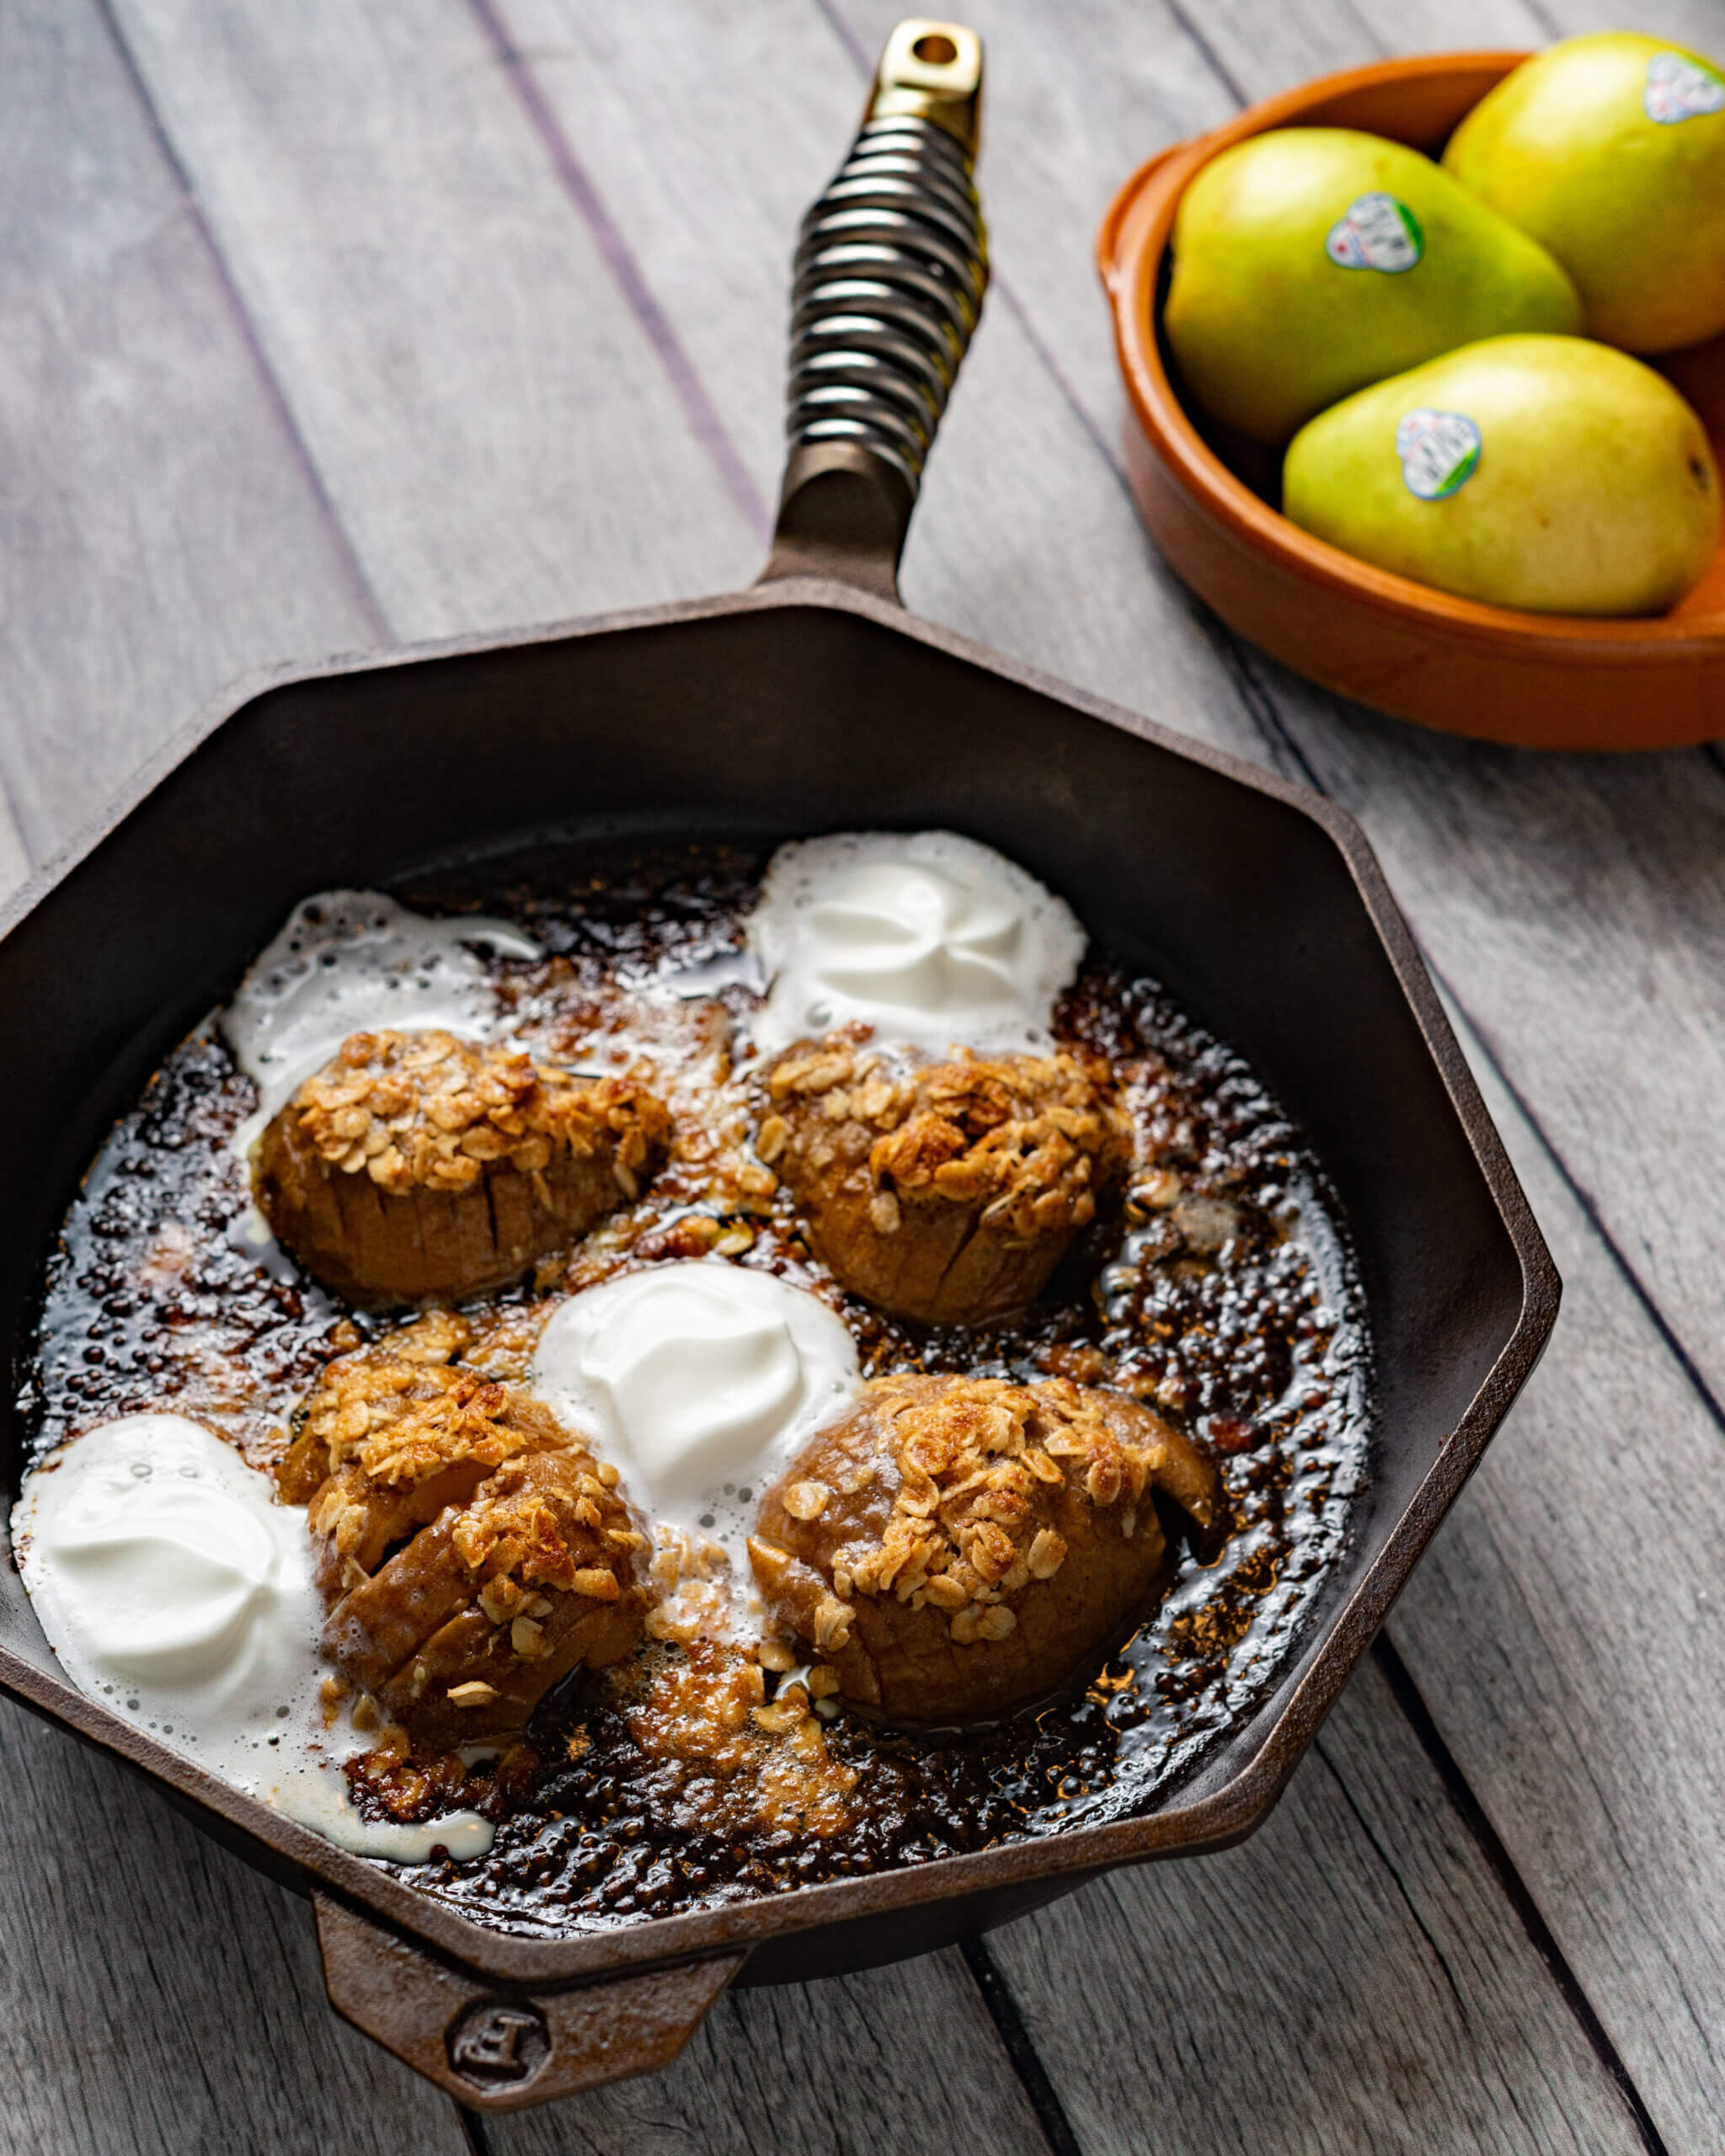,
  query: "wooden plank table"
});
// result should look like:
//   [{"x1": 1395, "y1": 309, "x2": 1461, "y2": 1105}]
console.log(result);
[{"x1": 0, "y1": 1, "x2": 1717, "y2": 2148}]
